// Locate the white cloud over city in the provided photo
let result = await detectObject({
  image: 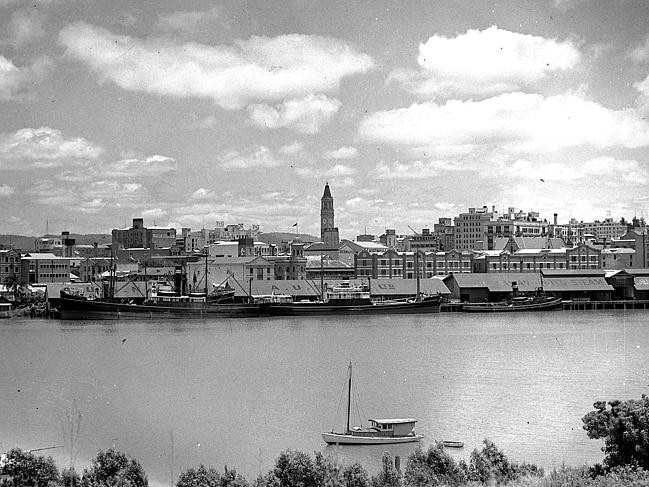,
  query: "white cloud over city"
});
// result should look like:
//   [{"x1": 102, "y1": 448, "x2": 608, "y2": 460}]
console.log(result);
[
  {"x1": 0, "y1": 1, "x2": 648, "y2": 234},
  {"x1": 58, "y1": 22, "x2": 374, "y2": 110}
]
